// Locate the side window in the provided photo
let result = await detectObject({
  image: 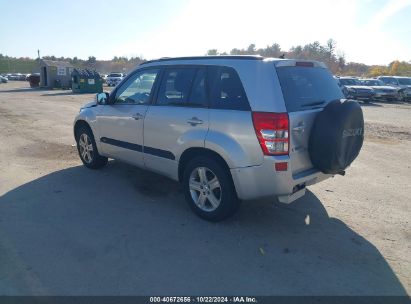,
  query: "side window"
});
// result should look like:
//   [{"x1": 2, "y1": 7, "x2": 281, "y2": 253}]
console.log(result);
[
  {"x1": 115, "y1": 69, "x2": 159, "y2": 104},
  {"x1": 208, "y1": 66, "x2": 250, "y2": 111},
  {"x1": 157, "y1": 68, "x2": 196, "y2": 106},
  {"x1": 187, "y1": 68, "x2": 208, "y2": 107}
]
